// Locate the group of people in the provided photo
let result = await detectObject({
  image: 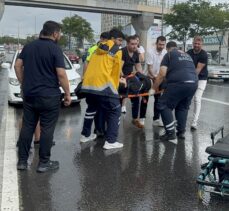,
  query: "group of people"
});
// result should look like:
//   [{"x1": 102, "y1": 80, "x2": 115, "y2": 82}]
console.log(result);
[
  {"x1": 80, "y1": 32, "x2": 208, "y2": 145},
  {"x1": 15, "y1": 20, "x2": 208, "y2": 173}
]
